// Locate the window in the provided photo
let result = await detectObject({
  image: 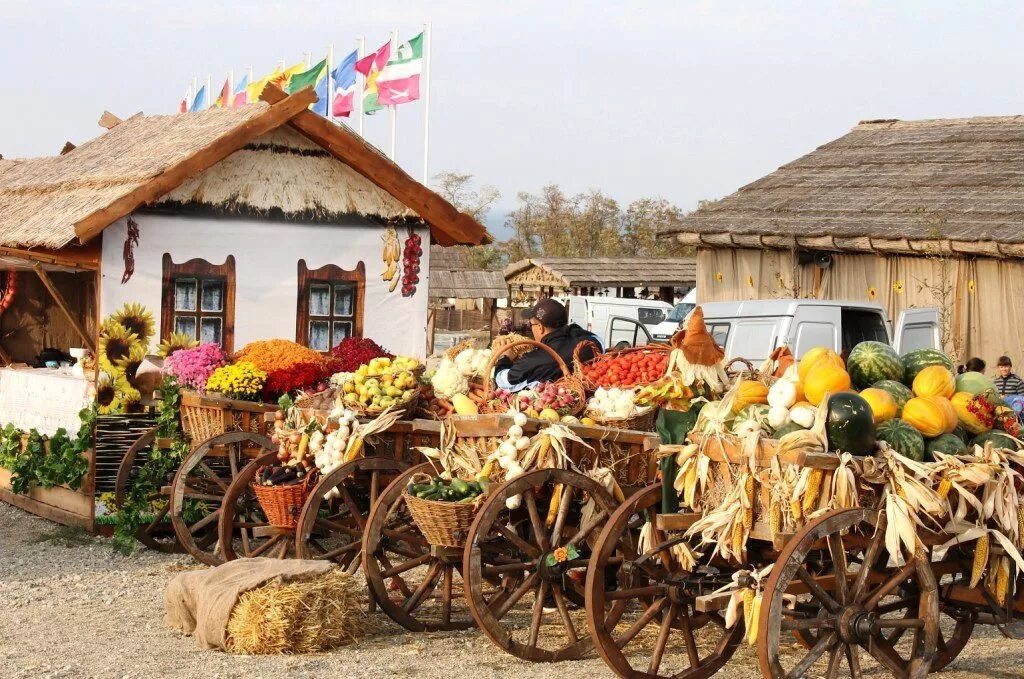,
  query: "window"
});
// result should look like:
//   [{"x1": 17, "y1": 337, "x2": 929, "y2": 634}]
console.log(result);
[
  {"x1": 900, "y1": 324, "x2": 935, "y2": 353},
  {"x1": 638, "y1": 307, "x2": 667, "y2": 326},
  {"x1": 707, "y1": 322, "x2": 731, "y2": 349},
  {"x1": 729, "y1": 320, "x2": 781, "y2": 362},
  {"x1": 794, "y1": 322, "x2": 836, "y2": 358},
  {"x1": 841, "y1": 309, "x2": 889, "y2": 353},
  {"x1": 296, "y1": 260, "x2": 365, "y2": 351},
  {"x1": 161, "y1": 254, "x2": 235, "y2": 351}
]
